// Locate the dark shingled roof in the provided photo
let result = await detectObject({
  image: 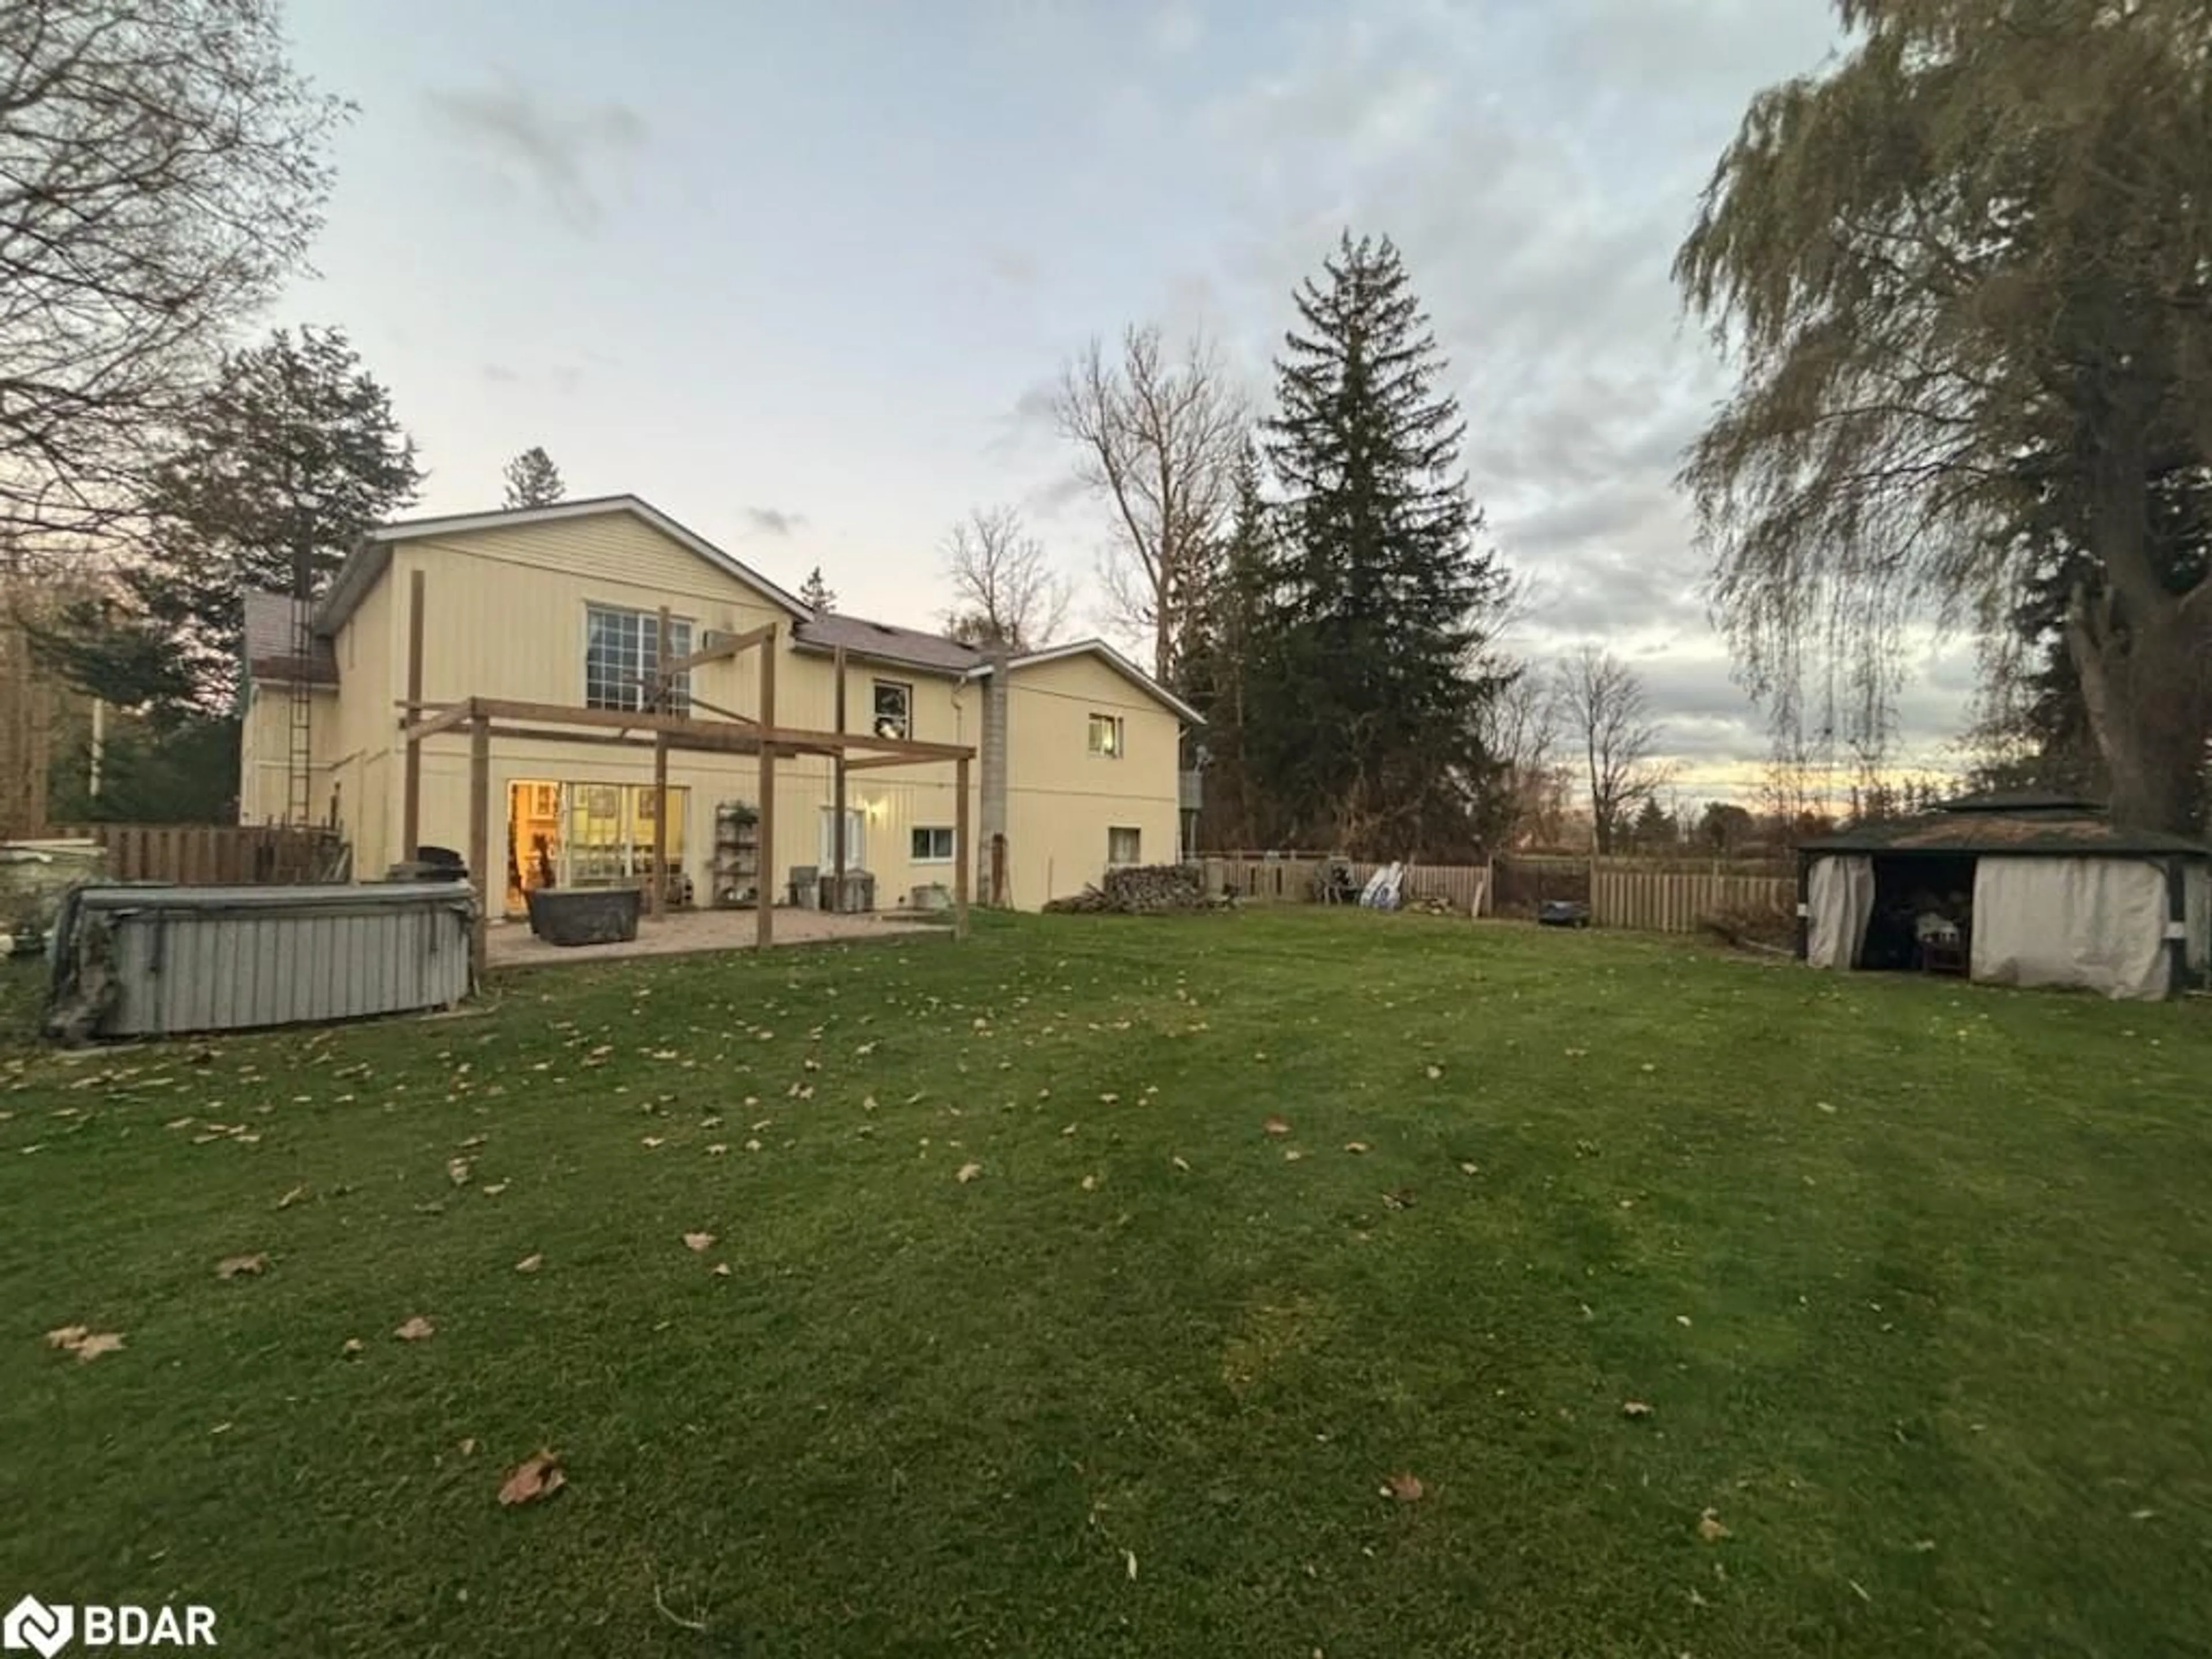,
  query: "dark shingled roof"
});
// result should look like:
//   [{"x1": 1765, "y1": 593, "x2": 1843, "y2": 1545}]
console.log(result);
[
  {"x1": 791, "y1": 612, "x2": 985, "y2": 676},
  {"x1": 241, "y1": 590, "x2": 336, "y2": 686},
  {"x1": 1800, "y1": 806, "x2": 2209, "y2": 859}
]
